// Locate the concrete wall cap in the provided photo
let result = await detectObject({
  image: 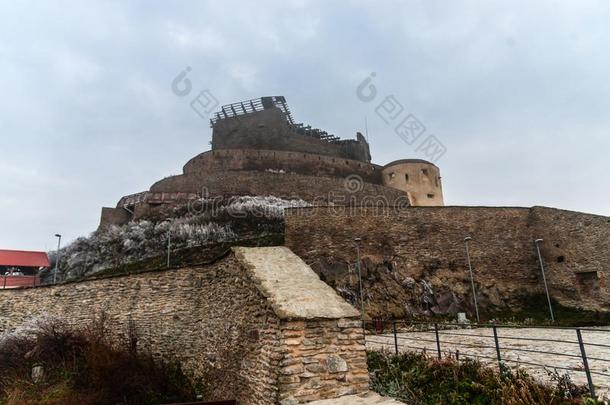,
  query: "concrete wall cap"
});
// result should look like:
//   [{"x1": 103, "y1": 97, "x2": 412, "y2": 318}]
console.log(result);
[{"x1": 232, "y1": 246, "x2": 360, "y2": 320}]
